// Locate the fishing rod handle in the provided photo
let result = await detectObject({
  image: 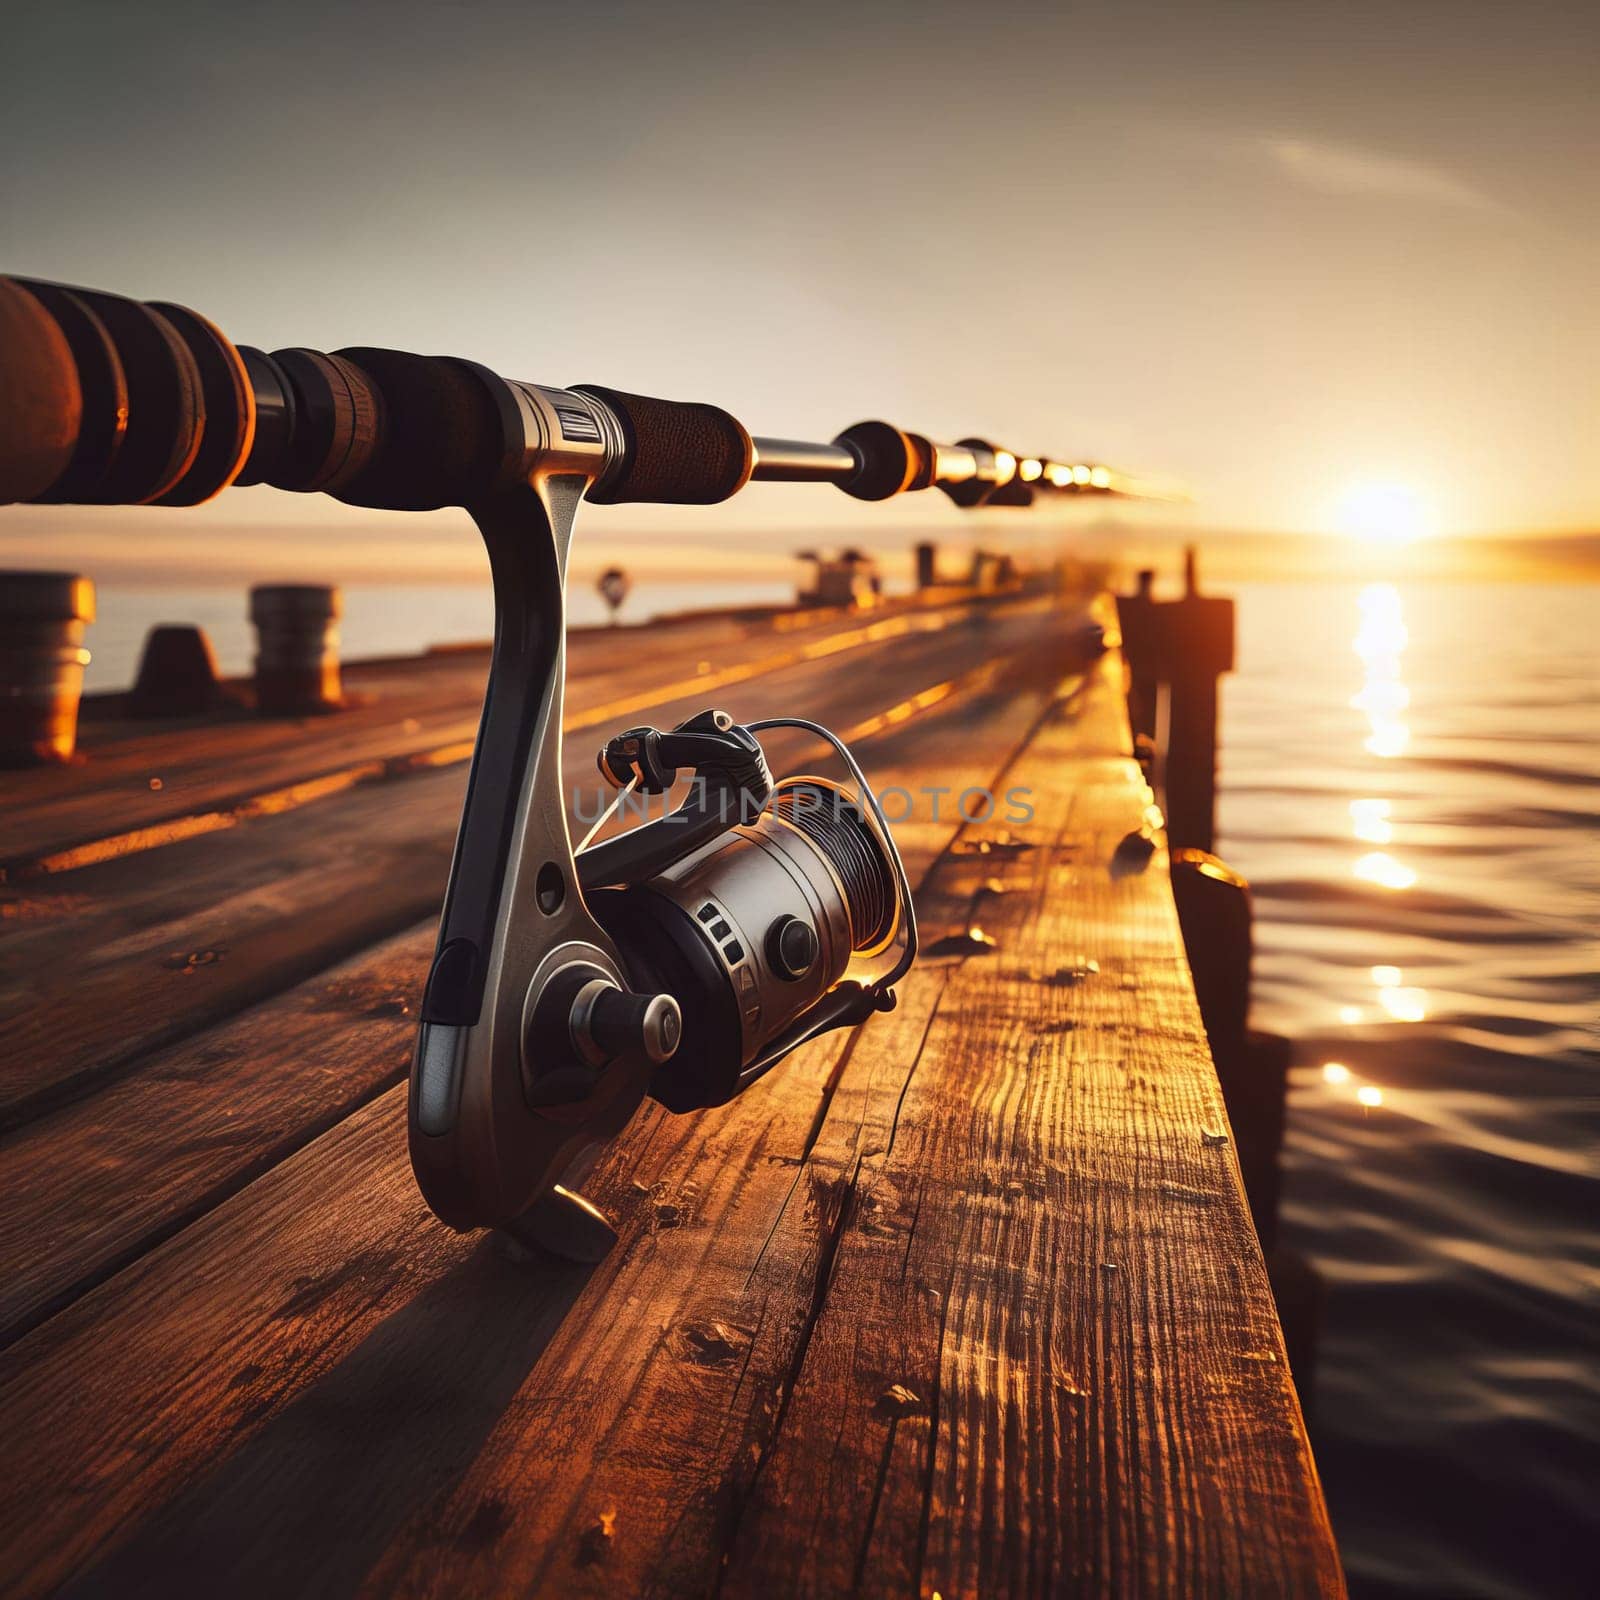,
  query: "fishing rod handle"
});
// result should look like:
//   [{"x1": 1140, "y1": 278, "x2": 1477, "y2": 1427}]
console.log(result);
[
  {"x1": 0, "y1": 276, "x2": 754, "y2": 510},
  {"x1": 0, "y1": 272, "x2": 1145, "y2": 512}
]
